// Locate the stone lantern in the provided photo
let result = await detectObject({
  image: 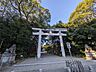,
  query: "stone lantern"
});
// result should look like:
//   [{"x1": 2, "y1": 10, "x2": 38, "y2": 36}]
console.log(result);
[{"x1": 1, "y1": 49, "x2": 11, "y2": 66}]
